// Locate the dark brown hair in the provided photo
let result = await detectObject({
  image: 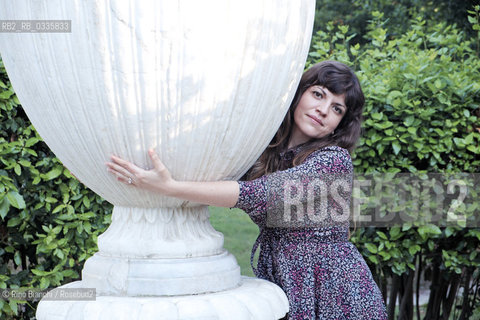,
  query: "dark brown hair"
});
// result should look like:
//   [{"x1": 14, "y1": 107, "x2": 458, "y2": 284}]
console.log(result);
[{"x1": 246, "y1": 60, "x2": 365, "y2": 180}]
